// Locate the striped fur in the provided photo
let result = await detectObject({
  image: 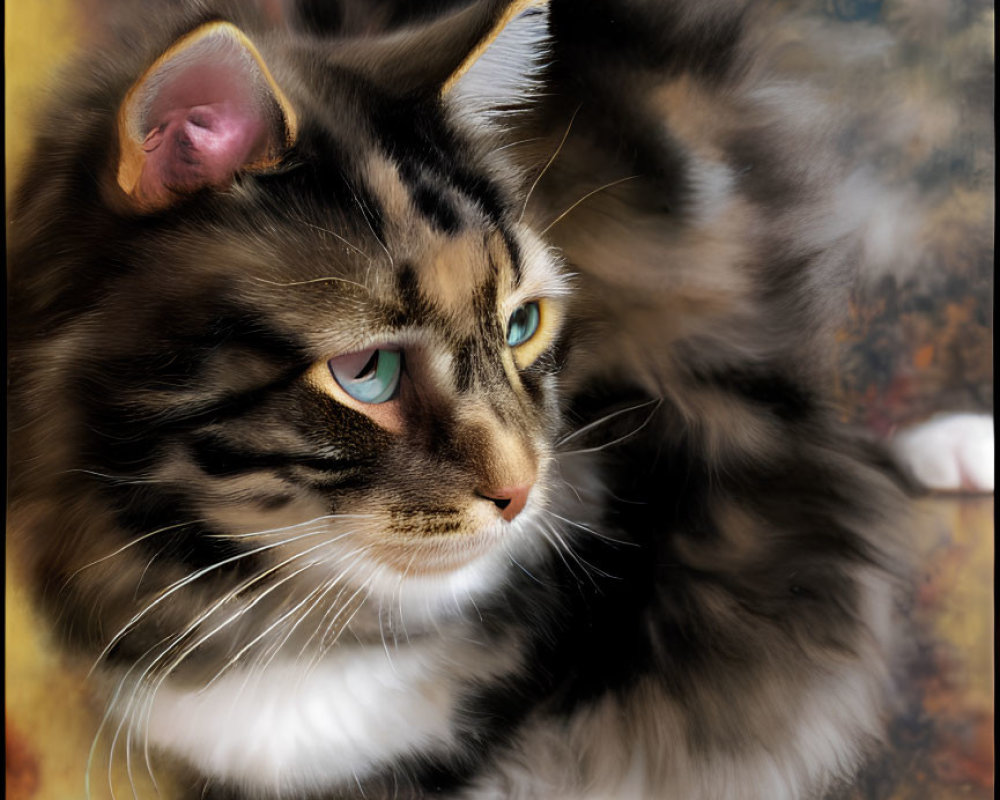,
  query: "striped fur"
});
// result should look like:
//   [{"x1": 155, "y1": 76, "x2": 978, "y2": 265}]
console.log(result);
[{"x1": 7, "y1": 2, "x2": 918, "y2": 798}]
